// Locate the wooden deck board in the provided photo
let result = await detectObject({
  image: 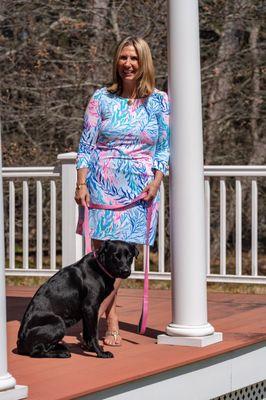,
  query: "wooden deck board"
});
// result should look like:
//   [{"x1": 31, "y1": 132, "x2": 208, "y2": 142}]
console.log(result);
[{"x1": 6, "y1": 287, "x2": 266, "y2": 400}]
